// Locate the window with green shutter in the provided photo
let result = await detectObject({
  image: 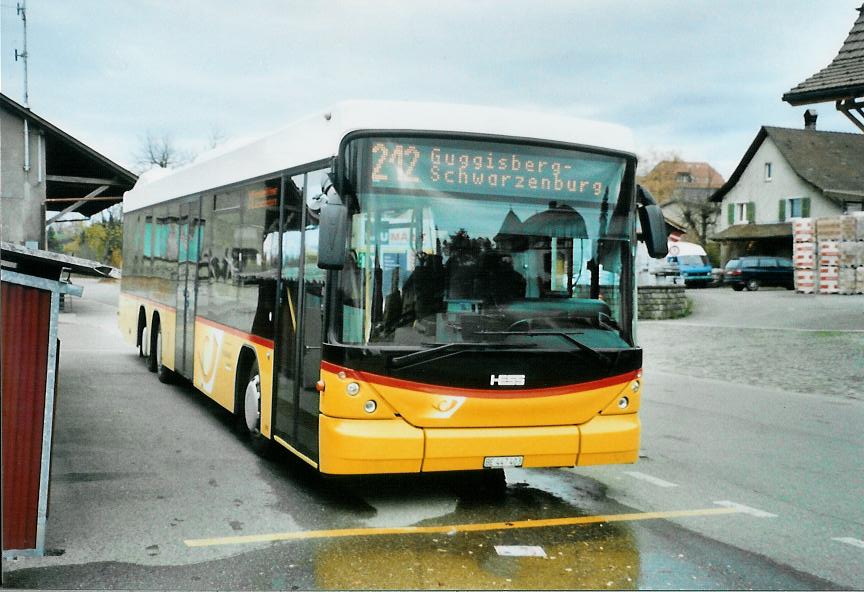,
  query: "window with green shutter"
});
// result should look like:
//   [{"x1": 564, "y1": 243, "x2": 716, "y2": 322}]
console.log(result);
[
  {"x1": 802, "y1": 197, "x2": 811, "y2": 217},
  {"x1": 778, "y1": 199, "x2": 786, "y2": 222},
  {"x1": 728, "y1": 203, "x2": 734, "y2": 225},
  {"x1": 746, "y1": 202, "x2": 755, "y2": 223},
  {"x1": 787, "y1": 198, "x2": 805, "y2": 218}
]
